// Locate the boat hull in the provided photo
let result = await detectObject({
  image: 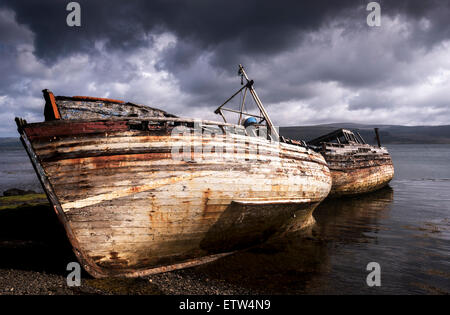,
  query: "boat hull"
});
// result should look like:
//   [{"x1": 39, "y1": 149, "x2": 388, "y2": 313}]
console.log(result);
[
  {"x1": 320, "y1": 143, "x2": 394, "y2": 197},
  {"x1": 17, "y1": 118, "x2": 332, "y2": 278},
  {"x1": 330, "y1": 164, "x2": 394, "y2": 196}
]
